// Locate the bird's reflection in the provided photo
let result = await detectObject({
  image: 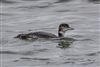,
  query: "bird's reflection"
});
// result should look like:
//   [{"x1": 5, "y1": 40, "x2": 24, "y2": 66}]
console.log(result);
[{"x1": 57, "y1": 37, "x2": 75, "y2": 49}]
